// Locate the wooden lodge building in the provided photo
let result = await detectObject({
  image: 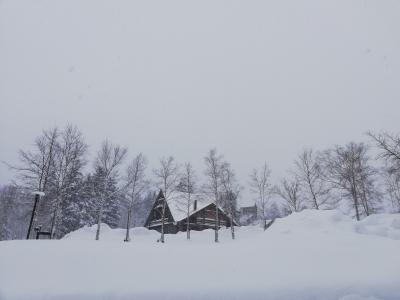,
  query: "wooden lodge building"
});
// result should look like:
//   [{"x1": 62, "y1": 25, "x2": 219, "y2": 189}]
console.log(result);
[{"x1": 145, "y1": 190, "x2": 238, "y2": 234}]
